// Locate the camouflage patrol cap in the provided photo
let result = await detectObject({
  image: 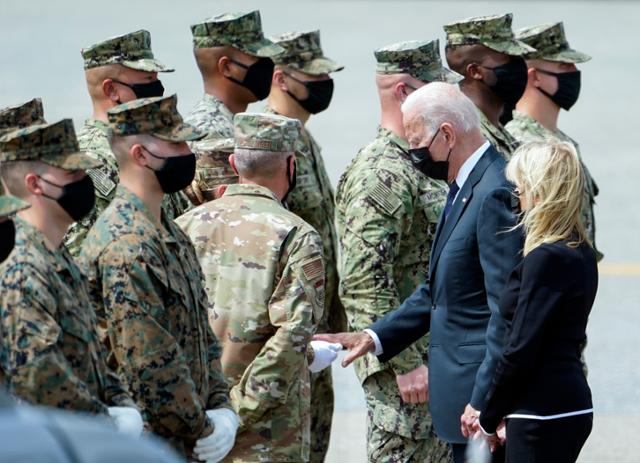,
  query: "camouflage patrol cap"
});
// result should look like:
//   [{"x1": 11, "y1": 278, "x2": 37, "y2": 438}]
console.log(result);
[
  {"x1": 375, "y1": 39, "x2": 462, "y2": 83},
  {"x1": 81, "y1": 29, "x2": 174, "y2": 72},
  {"x1": 0, "y1": 195, "x2": 29, "y2": 217},
  {"x1": 271, "y1": 30, "x2": 344, "y2": 75},
  {"x1": 107, "y1": 94, "x2": 204, "y2": 142},
  {"x1": 444, "y1": 13, "x2": 535, "y2": 56},
  {"x1": 0, "y1": 119, "x2": 101, "y2": 170},
  {"x1": 191, "y1": 10, "x2": 284, "y2": 57},
  {"x1": 234, "y1": 112, "x2": 301, "y2": 152},
  {"x1": 517, "y1": 22, "x2": 591, "y2": 64},
  {"x1": 0, "y1": 98, "x2": 46, "y2": 136}
]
